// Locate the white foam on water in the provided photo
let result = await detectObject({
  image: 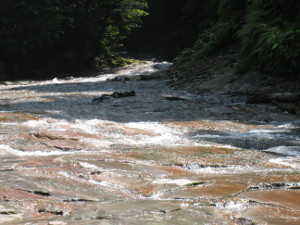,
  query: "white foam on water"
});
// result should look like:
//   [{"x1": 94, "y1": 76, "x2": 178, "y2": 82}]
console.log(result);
[
  {"x1": 22, "y1": 118, "x2": 129, "y2": 149},
  {"x1": 124, "y1": 121, "x2": 197, "y2": 147},
  {"x1": 88, "y1": 179, "x2": 136, "y2": 199},
  {"x1": 192, "y1": 134, "x2": 224, "y2": 138},
  {"x1": 52, "y1": 77, "x2": 59, "y2": 83},
  {"x1": 0, "y1": 144, "x2": 100, "y2": 157},
  {"x1": 0, "y1": 61, "x2": 171, "y2": 91},
  {"x1": 249, "y1": 128, "x2": 290, "y2": 133},
  {"x1": 216, "y1": 199, "x2": 250, "y2": 216},
  {"x1": 188, "y1": 165, "x2": 246, "y2": 174},
  {"x1": 279, "y1": 122, "x2": 300, "y2": 129},
  {"x1": 79, "y1": 162, "x2": 102, "y2": 170},
  {"x1": 130, "y1": 133, "x2": 193, "y2": 147},
  {"x1": 263, "y1": 146, "x2": 300, "y2": 156},
  {"x1": 112, "y1": 61, "x2": 172, "y2": 77},
  {"x1": 152, "y1": 178, "x2": 198, "y2": 186},
  {"x1": 126, "y1": 122, "x2": 183, "y2": 135},
  {"x1": 269, "y1": 157, "x2": 300, "y2": 169},
  {"x1": 68, "y1": 119, "x2": 244, "y2": 149},
  {"x1": 72, "y1": 120, "x2": 199, "y2": 147},
  {"x1": 48, "y1": 221, "x2": 67, "y2": 225},
  {"x1": 178, "y1": 163, "x2": 296, "y2": 175},
  {"x1": 72, "y1": 119, "x2": 106, "y2": 134},
  {"x1": 22, "y1": 118, "x2": 54, "y2": 128},
  {"x1": 41, "y1": 118, "x2": 241, "y2": 149},
  {"x1": 142, "y1": 191, "x2": 165, "y2": 200}
]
